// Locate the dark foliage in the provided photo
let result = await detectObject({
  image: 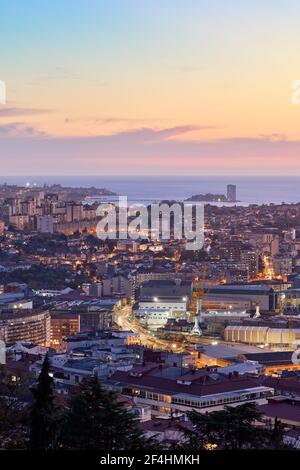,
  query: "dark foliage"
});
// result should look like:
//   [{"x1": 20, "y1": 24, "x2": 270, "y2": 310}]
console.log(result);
[
  {"x1": 60, "y1": 376, "x2": 157, "y2": 451},
  {"x1": 183, "y1": 402, "x2": 287, "y2": 450}
]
